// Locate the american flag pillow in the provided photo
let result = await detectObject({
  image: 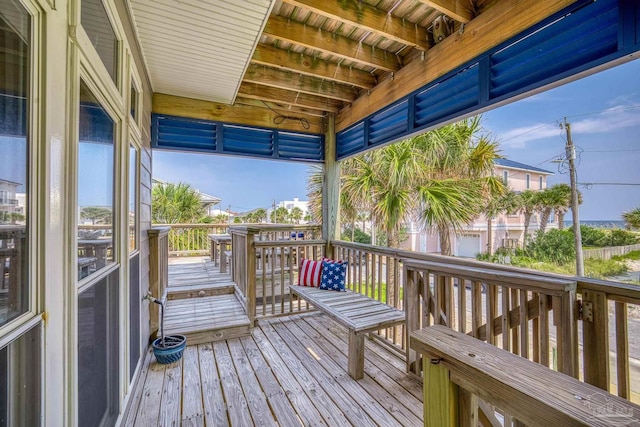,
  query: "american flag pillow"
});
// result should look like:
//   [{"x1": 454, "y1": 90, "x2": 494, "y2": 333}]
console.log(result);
[{"x1": 298, "y1": 258, "x2": 323, "y2": 287}]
